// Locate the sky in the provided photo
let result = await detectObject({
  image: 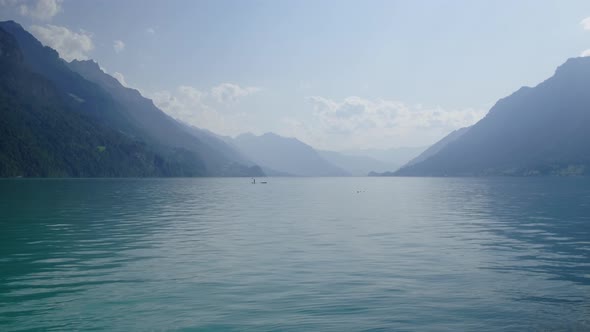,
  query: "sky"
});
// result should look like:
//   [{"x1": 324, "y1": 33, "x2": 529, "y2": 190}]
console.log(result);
[{"x1": 2, "y1": 0, "x2": 590, "y2": 150}]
